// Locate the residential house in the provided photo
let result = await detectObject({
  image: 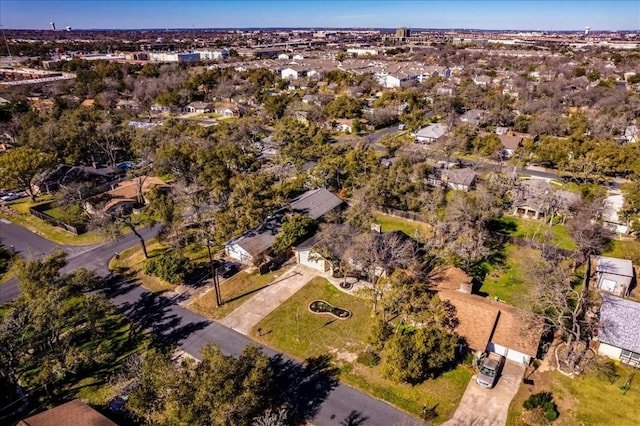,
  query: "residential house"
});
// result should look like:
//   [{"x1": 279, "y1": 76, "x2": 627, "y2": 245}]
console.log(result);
[
  {"x1": 473, "y1": 75, "x2": 493, "y2": 87},
  {"x1": 512, "y1": 179, "x2": 579, "y2": 221},
  {"x1": 84, "y1": 176, "x2": 170, "y2": 215},
  {"x1": 150, "y1": 103, "x2": 181, "y2": 113},
  {"x1": 333, "y1": 118, "x2": 366, "y2": 133},
  {"x1": 294, "y1": 226, "x2": 412, "y2": 280},
  {"x1": 436, "y1": 84, "x2": 455, "y2": 97},
  {"x1": 595, "y1": 256, "x2": 634, "y2": 297},
  {"x1": 186, "y1": 101, "x2": 213, "y2": 113},
  {"x1": 80, "y1": 99, "x2": 95, "y2": 108},
  {"x1": 498, "y1": 133, "x2": 524, "y2": 158},
  {"x1": 597, "y1": 294, "x2": 640, "y2": 366},
  {"x1": 438, "y1": 286, "x2": 542, "y2": 365},
  {"x1": 214, "y1": 103, "x2": 244, "y2": 118},
  {"x1": 225, "y1": 188, "x2": 344, "y2": 265},
  {"x1": 281, "y1": 66, "x2": 308, "y2": 80},
  {"x1": 427, "y1": 167, "x2": 478, "y2": 192},
  {"x1": 377, "y1": 72, "x2": 418, "y2": 89},
  {"x1": 116, "y1": 99, "x2": 140, "y2": 110},
  {"x1": 17, "y1": 399, "x2": 118, "y2": 426},
  {"x1": 459, "y1": 109, "x2": 487, "y2": 126},
  {"x1": 413, "y1": 123, "x2": 449, "y2": 143}
]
